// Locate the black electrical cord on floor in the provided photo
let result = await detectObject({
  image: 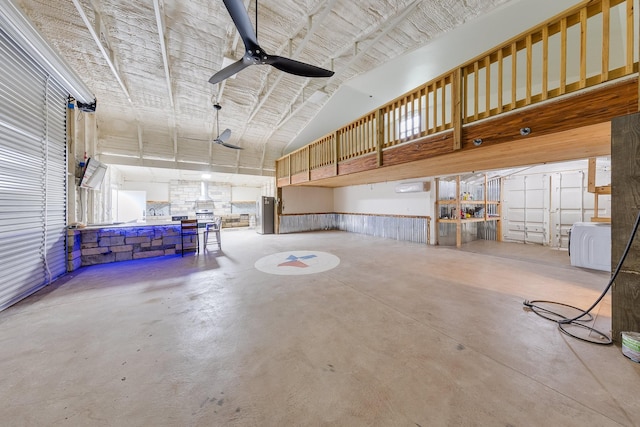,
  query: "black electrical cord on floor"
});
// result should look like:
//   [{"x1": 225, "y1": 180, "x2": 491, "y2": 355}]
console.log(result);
[{"x1": 523, "y1": 209, "x2": 640, "y2": 345}]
